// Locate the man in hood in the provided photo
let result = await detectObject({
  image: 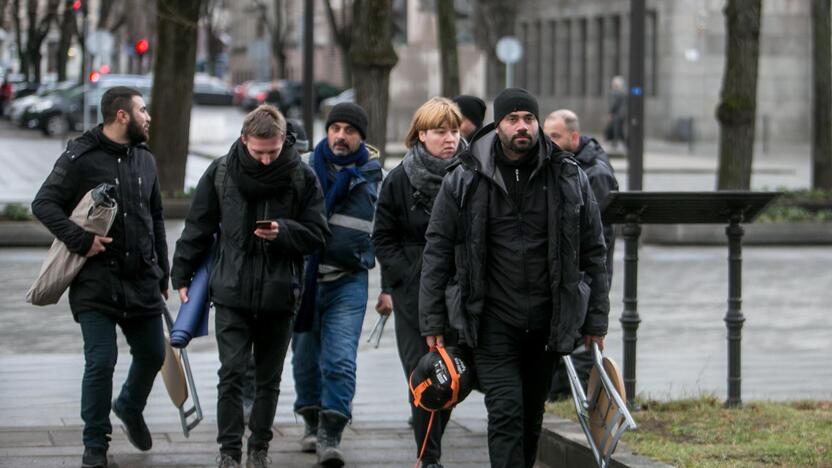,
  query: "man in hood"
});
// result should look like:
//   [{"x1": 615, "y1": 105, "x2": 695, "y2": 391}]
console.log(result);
[{"x1": 420, "y1": 88, "x2": 610, "y2": 468}]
